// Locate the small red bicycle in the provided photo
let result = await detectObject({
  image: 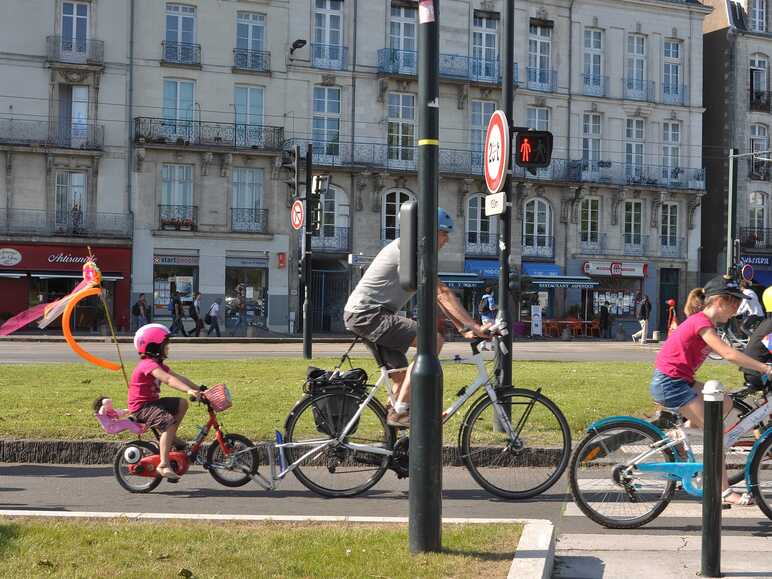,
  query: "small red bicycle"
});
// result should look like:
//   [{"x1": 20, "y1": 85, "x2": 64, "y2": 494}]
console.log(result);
[{"x1": 98, "y1": 385, "x2": 259, "y2": 493}]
